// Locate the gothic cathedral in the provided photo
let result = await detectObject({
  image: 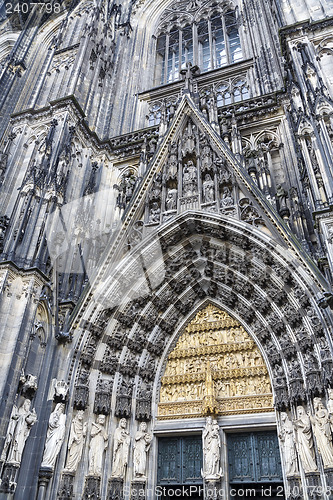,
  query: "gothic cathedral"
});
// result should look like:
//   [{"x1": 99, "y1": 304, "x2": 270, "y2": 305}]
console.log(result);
[{"x1": 0, "y1": 0, "x2": 333, "y2": 498}]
